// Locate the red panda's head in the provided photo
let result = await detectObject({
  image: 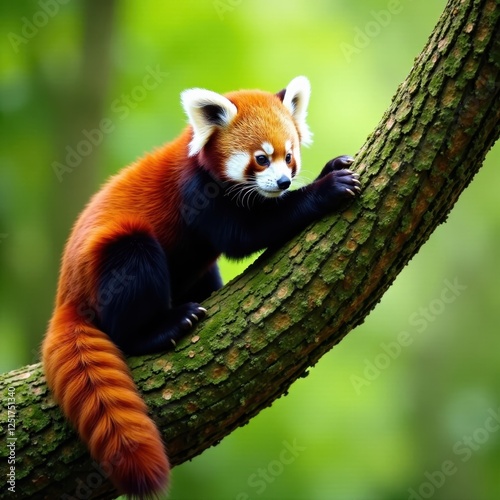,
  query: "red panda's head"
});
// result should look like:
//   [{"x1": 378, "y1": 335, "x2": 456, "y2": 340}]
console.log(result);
[{"x1": 181, "y1": 76, "x2": 312, "y2": 198}]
